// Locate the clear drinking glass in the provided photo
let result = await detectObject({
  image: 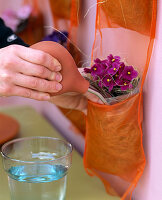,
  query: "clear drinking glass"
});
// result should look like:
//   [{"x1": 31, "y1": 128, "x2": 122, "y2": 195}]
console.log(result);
[{"x1": 1, "y1": 137, "x2": 72, "y2": 200}]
